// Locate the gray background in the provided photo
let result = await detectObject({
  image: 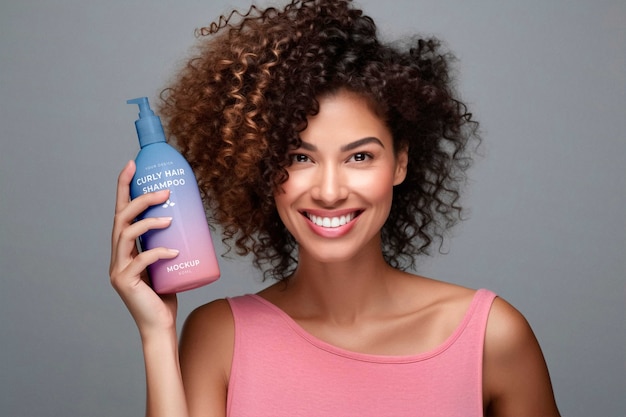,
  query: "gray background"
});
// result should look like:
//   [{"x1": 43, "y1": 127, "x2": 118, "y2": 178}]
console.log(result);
[{"x1": 1, "y1": 0, "x2": 624, "y2": 416}]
